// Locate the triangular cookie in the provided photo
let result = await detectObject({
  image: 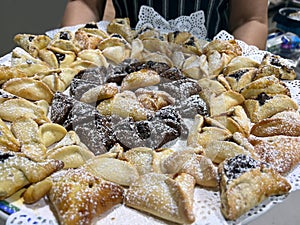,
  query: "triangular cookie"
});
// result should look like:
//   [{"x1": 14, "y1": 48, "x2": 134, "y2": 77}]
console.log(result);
[
  {"x1": 248, "y1": 135, "x2": 300, "y2": 174},
  {"x1": 125, "y1": 172, "x2": 195, "y2": 224},
  {"x1": 48, "y1": 168, "x2": 124, "y2": 225},
  {"x1": 219, "y1": 154, "x2": 291, "y2": 220}
]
